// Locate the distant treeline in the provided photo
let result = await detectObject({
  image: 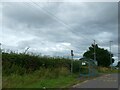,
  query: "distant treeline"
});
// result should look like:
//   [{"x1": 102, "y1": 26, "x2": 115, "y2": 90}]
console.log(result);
[{"x1": 2, "y1": 51, "x2": 80, "y2": 75}]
